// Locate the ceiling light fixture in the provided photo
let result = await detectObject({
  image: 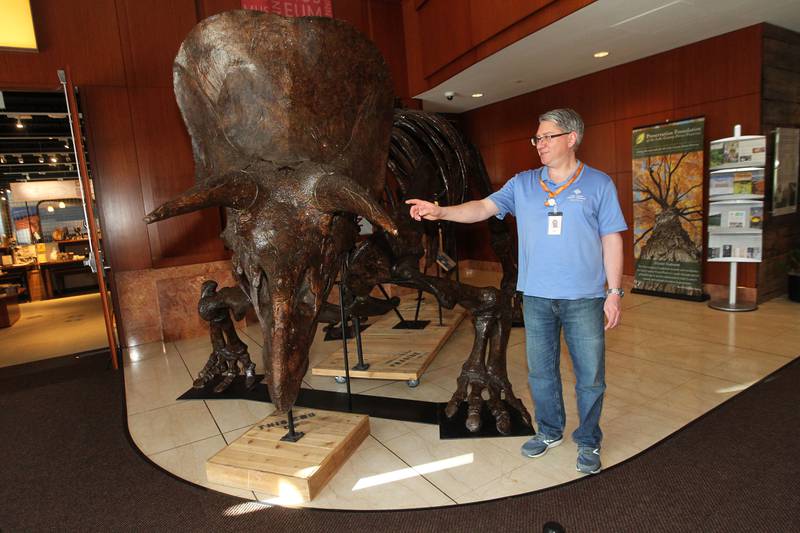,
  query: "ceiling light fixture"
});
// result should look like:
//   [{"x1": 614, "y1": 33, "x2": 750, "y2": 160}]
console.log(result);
[
  {"x1": 15, "y1": 118, "x2": 23, "y2": 128},
  {"x1": 58, "y1": 201, "x2": 66, "y2": 209},
  {"x1": 49, "y1": 155, "x2": 58, "y2": 163},
  {"x1": 471, "y1": 93, "x2": 484, "y2": 98},
  {"x1": 593, "y1": 51, "x2": 609, "y2": 58},
  {"x1": 38, "y1": 155, "x2": 44, "y2": 163},
  {"x1": 17, "y1": 156, "x2": 24, "y2": 164},
  {"x1": 47, "y1": 205, "x2": 54, "y2": 213},
  {"x1": 0, "y1": 155, "x2": 5, "y2": 164}
]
